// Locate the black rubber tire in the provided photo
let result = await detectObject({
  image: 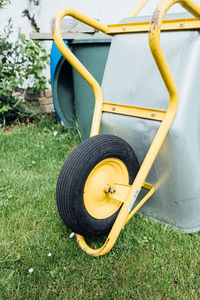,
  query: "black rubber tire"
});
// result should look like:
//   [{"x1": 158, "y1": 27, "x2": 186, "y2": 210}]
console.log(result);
[{"x1": 56, "y1": 134, "x2": 139, "y2": 236}]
